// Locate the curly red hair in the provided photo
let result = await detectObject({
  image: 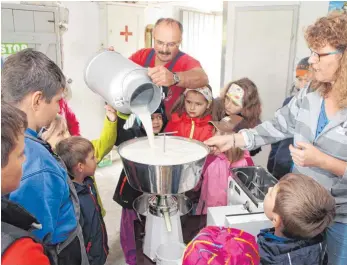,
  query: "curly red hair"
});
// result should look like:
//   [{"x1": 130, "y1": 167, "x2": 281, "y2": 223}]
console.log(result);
[{"x1": 305, "y1": 11, "x2": 347, "y2": 108}]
